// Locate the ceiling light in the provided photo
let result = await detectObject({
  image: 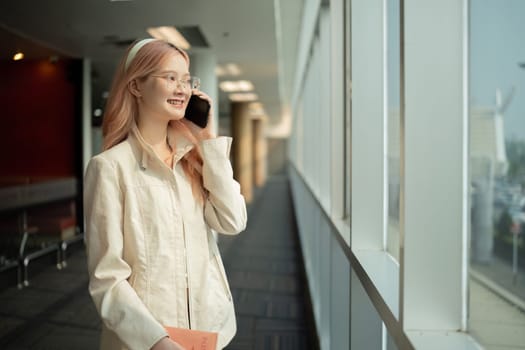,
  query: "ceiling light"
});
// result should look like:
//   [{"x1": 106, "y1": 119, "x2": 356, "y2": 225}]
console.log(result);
[
  {"x1": 215, "y1": 66, "x2": 226, "y2": 76},
  {"x1": 216, "y1": 63, "x2": 242, "y2": 77},
  {"x1": 219, "y1": 81, "x2": 237, "y2": 92},
  {"x1": 225, "y1": 63, "x2": 241, "y2": 76},
  {"x1": 237, "y1": 80, "x2": 254, "y2": 91},
  {"x1": 219, "y1": 80, "x2": 254, "y2": 92},
  {"x1": 229, "y1": 93, "x2": 258, "y2": 102},
  {"x1": 13, "y1": 52, "x2": 24, "y2": 61},
  {"x1": 147, "y1": 26, "x2": 191, "y2": 50}
]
